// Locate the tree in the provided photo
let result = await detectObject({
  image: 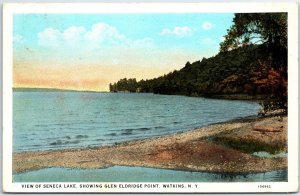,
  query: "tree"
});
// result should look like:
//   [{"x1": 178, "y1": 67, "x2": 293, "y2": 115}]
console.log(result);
[
  {"x1": 220, "y1": 13, "x2": 287, "y2": 112},
  {"x1": 251, "y1": 60, "x2": 287, "y2": 112},
  {"x1": 220, "y1": 14, "x2": 287, "y2": 49},
  {"x1": 109, "y1": 78, "x2": 138, "y2": 92}
]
